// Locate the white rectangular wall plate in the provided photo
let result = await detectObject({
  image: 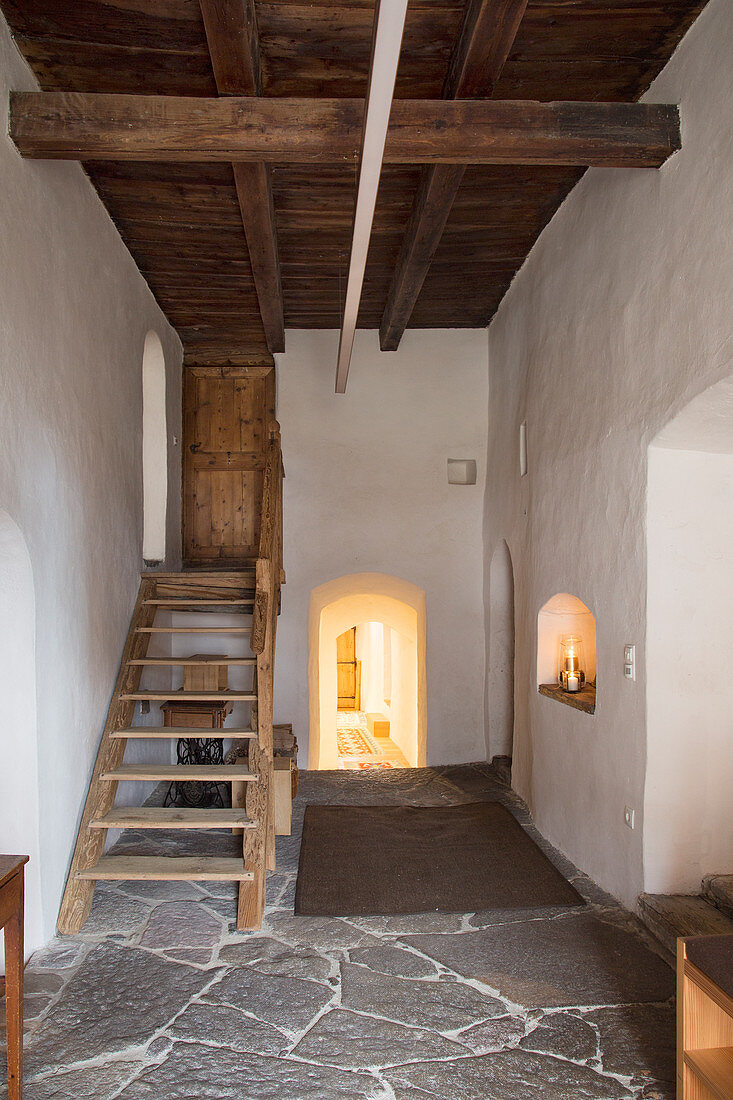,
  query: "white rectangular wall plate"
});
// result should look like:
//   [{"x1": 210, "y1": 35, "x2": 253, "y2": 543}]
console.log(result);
[
  {"x1": 447, "y1": 459, "x2": 477, "y2": 485},
  {"x1": 624, "y1": 643, "x2": 635, "y2": 680}
]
